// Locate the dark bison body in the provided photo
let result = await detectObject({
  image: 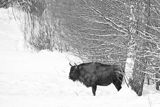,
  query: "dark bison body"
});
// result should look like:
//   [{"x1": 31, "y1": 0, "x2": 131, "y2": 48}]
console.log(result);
[{"x1": 69, "y1": 62, "x2": 124, "y2": 96}]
